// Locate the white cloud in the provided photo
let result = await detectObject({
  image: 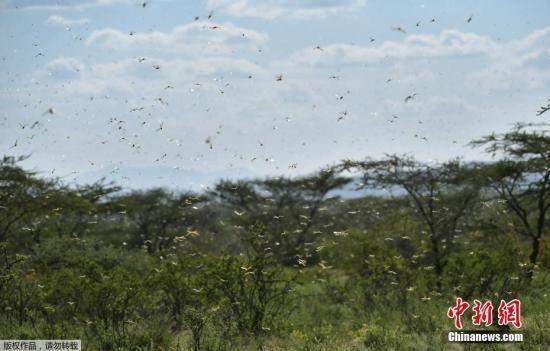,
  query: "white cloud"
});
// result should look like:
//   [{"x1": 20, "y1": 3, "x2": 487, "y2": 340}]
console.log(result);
[
  {"x1": 33, "y1": 55, "x2": 266, "y2": 96},
  {"x1": 288, "y1": 30, "x2": 497, "y2": 67},
  {"x1": 45, "y1": 15, "x2": 89, "y2": 26},
  {"x1": 278, "y1": 27, "x2": 550, "y2": 95},
  {"x1": 1, "y1": 0, "x2": 130, "y2": 11},
  {"x1": 16, "y1": 25, "x2": 550, "y2": 181},
  {"x1": 281, "y1": 27, "x2": 550, "y2": 90},
  {"x1": 509, "y1": 27, "x2": 550, "y2": 51},
  {"x1": 32, "y1": 57, "x2": 134, "y2": 94},
  {"x1": 36, "y1": 57, "x2": 86, "y2": 79},
  {"x1": 89, "y1": 57, "x2": 265, "y2": 79},
  {"x1": 465, "y1": 27, "x2": 550, "y2": 90},
  {"x1": 37, "y1": 27, "x2": 550, "y2": 101},
  {"x1": 85, "y1": 21, "x2": 269, "y2": 54},
  {"x1": 505, "y1": 28, "x2": 550, "y2": 68},
  {"x1": 208, "y1": 0, "x2": 366, "y2": 20}
]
